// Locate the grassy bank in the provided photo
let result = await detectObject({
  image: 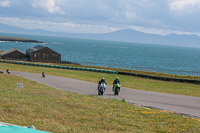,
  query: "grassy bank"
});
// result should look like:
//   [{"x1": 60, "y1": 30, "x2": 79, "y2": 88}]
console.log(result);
[
  {"x1": 0, "y1": 36, "x2": 30, "y2": 40},
  {"x1": 39, "y1": 61, "x2": 200, "y2": 80},
  {"x1": 2, "y1": 59, "x2": 199, "y2": 80},
  {"x1": 0, "y1": 62, "x2": 200, "y2": 97},
  {"x1": 0, "y1": 74, "x2": 200, "y2": 132}
]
